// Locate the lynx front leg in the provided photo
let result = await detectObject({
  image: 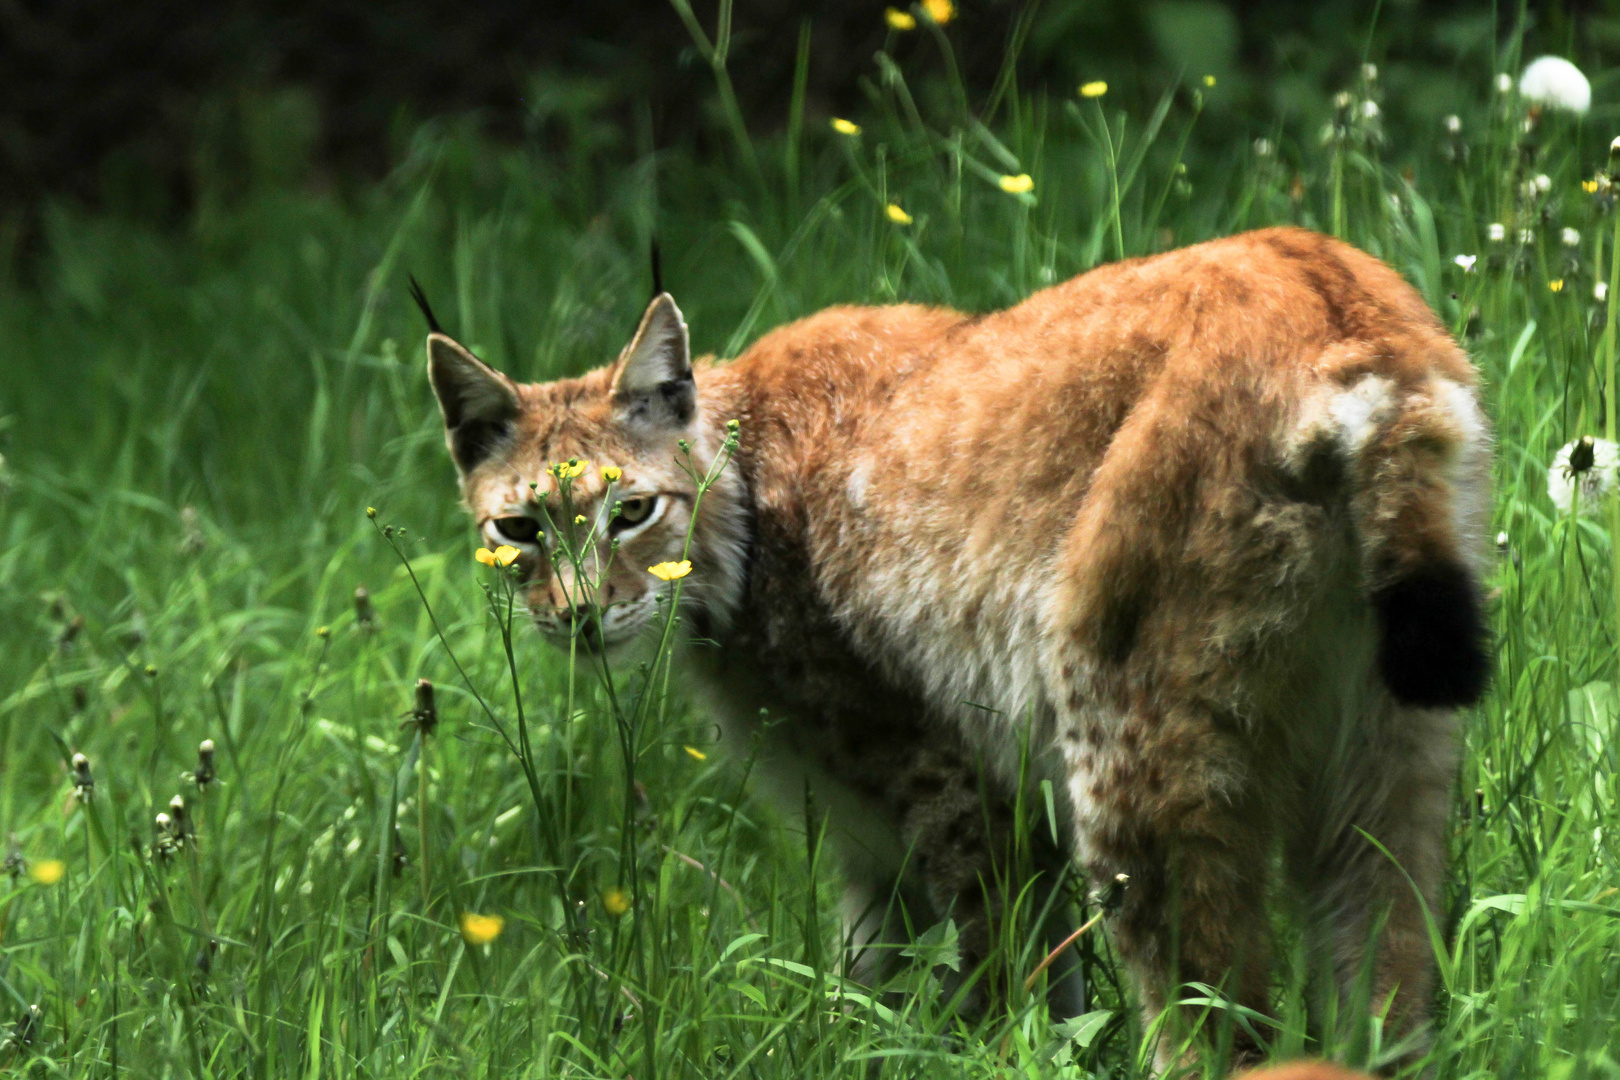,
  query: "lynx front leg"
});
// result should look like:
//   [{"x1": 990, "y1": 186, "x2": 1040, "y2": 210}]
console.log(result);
[{"x1": 1063, "y1": 702, "x2": 1277, "y2": 1071}]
